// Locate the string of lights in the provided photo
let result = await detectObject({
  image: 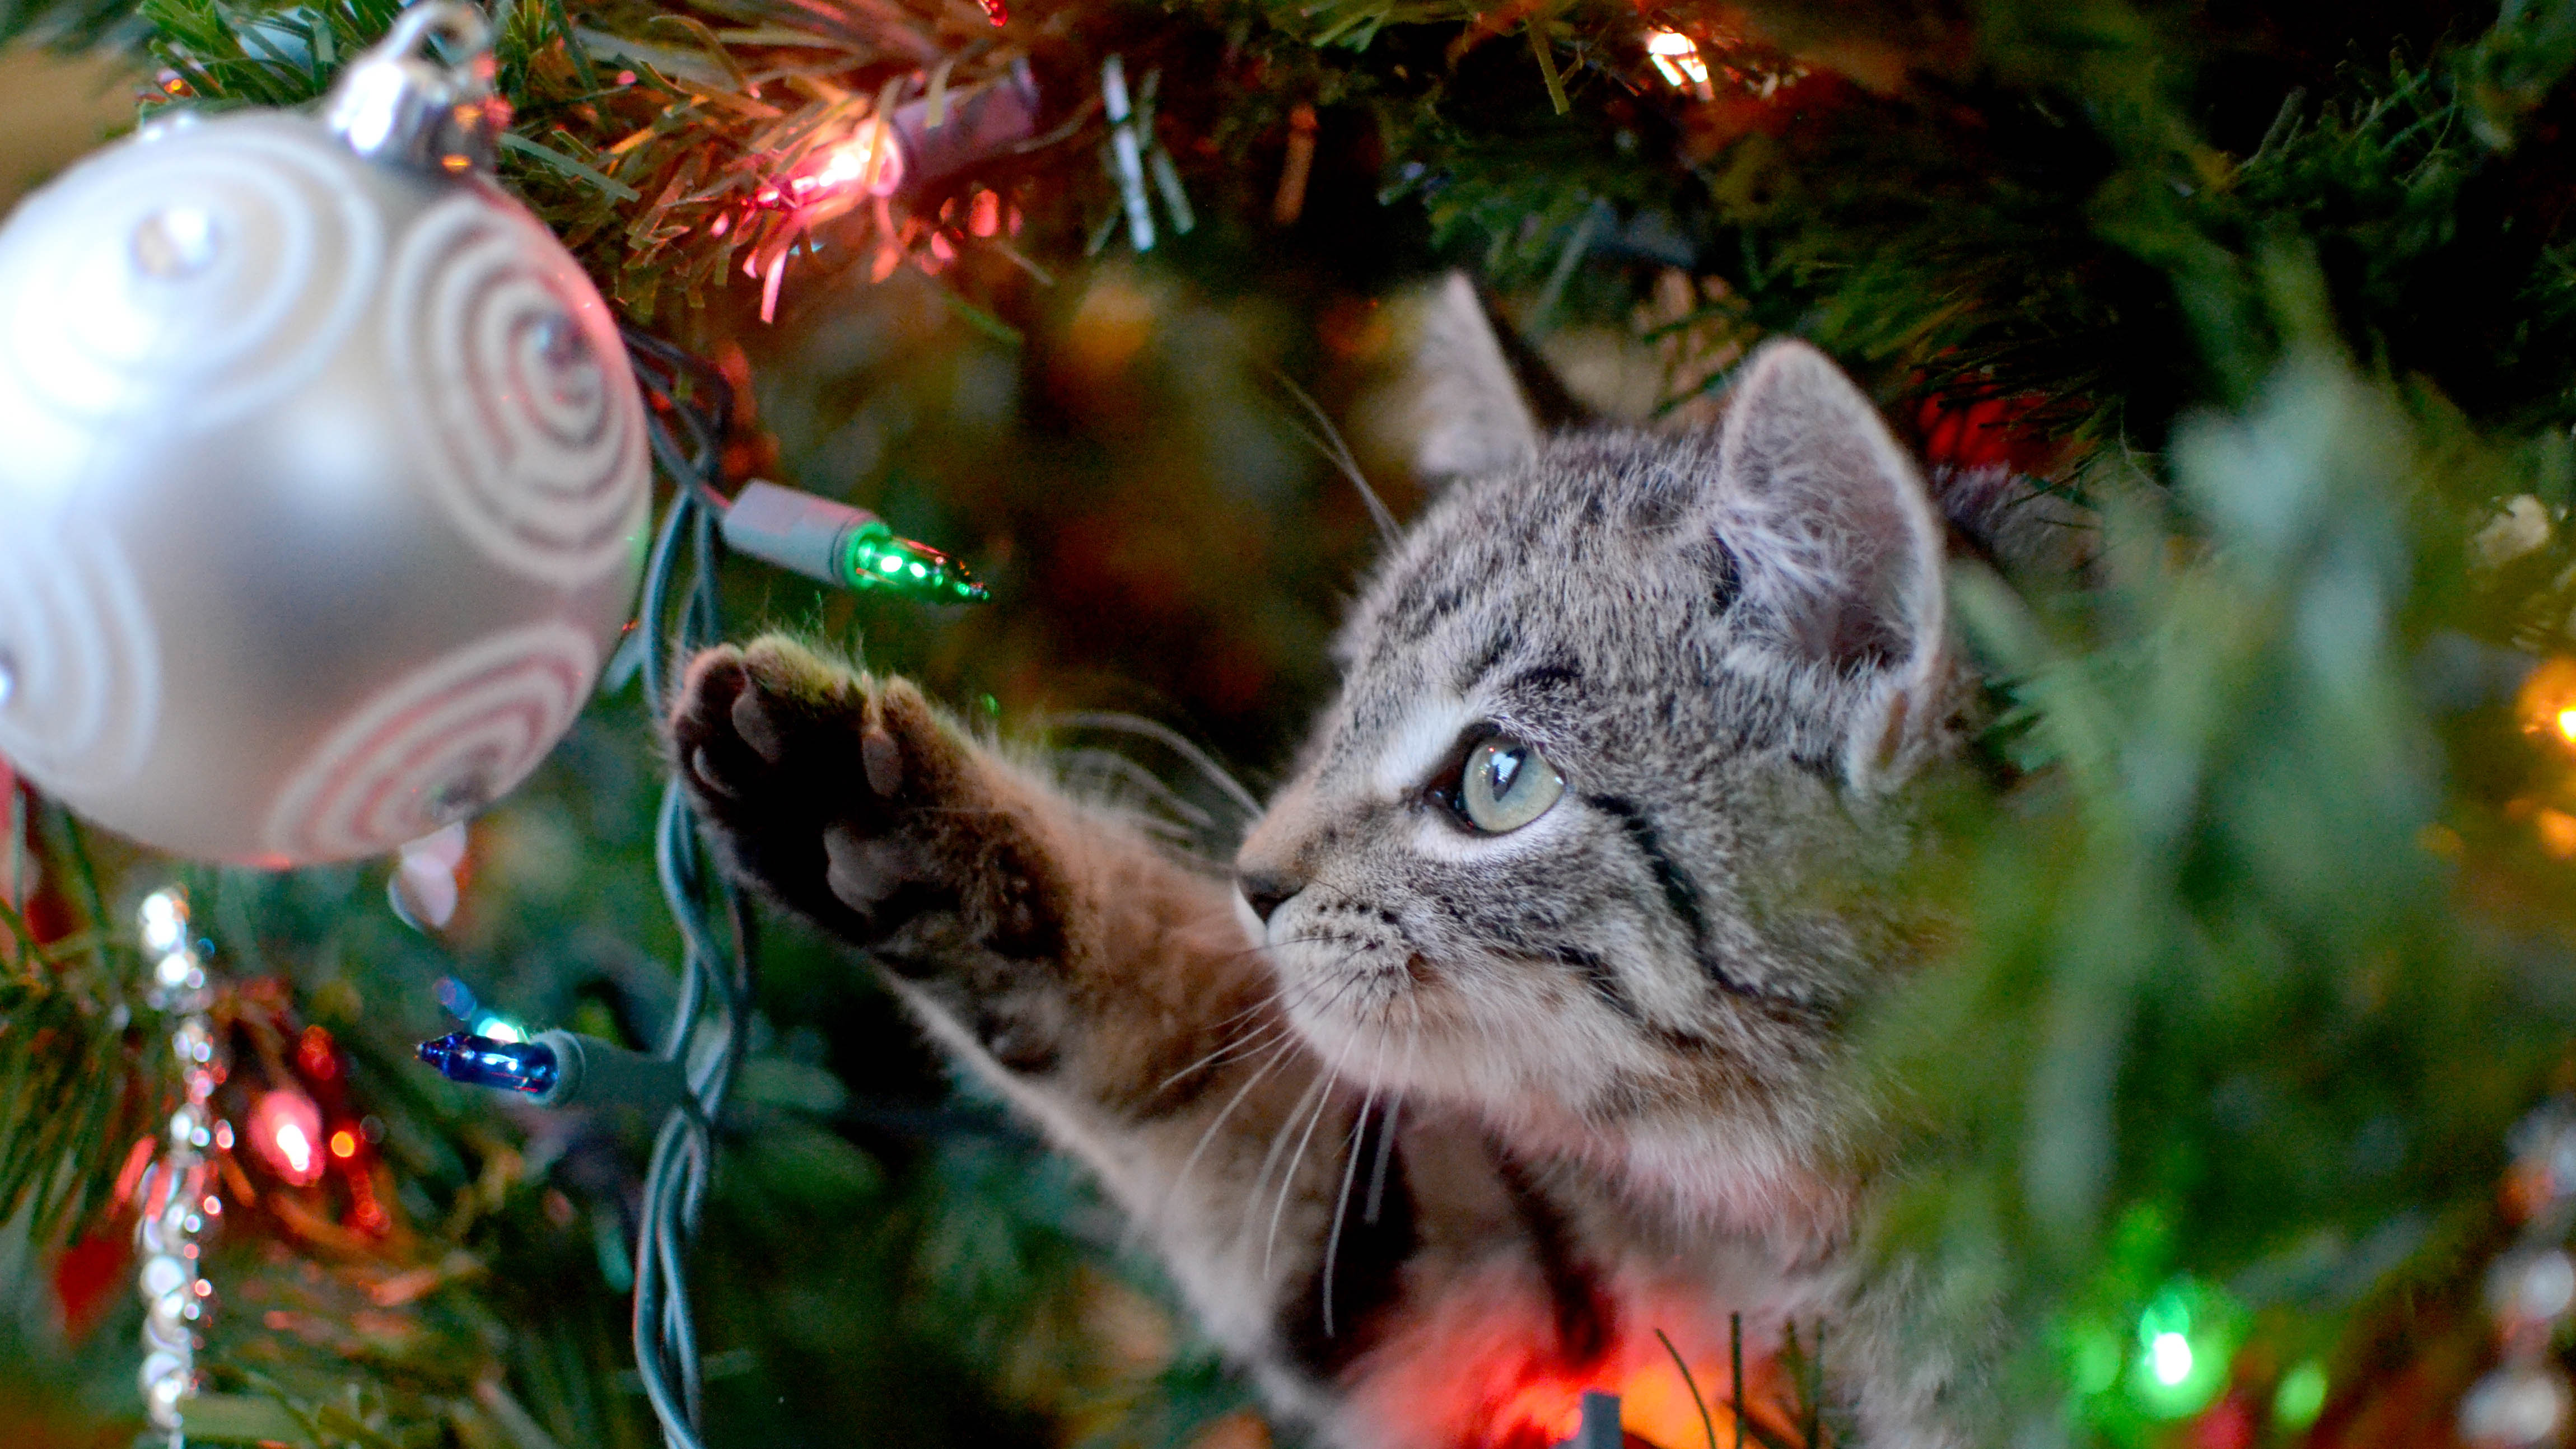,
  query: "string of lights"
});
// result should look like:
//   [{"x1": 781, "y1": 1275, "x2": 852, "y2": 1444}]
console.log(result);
[
  {"x1": 411, "y1": 326, "x2": 987, "y2": 1448},
  {"x1": 405, "y1": 329, "x2": 741, "y2": 1449},
  {"x1": 613, "y1": 329, "x2": 748, "y2": 1449}
]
